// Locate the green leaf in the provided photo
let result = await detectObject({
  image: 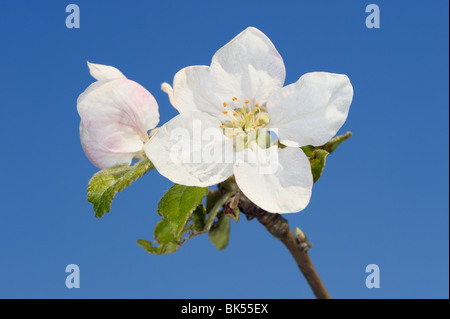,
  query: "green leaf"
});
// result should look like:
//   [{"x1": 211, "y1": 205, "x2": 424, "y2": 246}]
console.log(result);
[
  {"x1": 139, "y1": 185, "x2": 208, "y2": 255},
  {"x1": 153, "y1": 218, "x2": 177, "y2": 243},
  {"x1": 206, "y1": 189, "x2": 222, "y2": 213},
  {"x1": 300, "y1": 132, "x2": 352, "y2": 184},
  {"x1": 209, "y1": 212, "x2": 231, "y2": 250},
  {"x1": 87, "y1": 157, "x2": 154, "y2": 218},
  {"x1": 300, "y1": 132, "x2": 352, "y2": 157},
  {"x1": 309, "y1": 149, "x2": 329, "y2": 183},
  {"x1": 321, "y1": 131, "x2": 352, "y2": 154},
  {"x1": 300, "y1": 145, "x2": 315, "y2": 158},
  {"x1": 137, "y1": 216, "x2": 182, "y2": 255},
  {"x1": 139, "y1": 187, "x2": 237, "y2": 256},
  {"x1": 157, "y1": 184, "x2": 208, "y2": 238},
  {"x1": 137, "y1": 239, "x2": 180, "y2": 255},
  {"x1": 190, "y1": 205, "x2": 207, "y2": 232}
]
